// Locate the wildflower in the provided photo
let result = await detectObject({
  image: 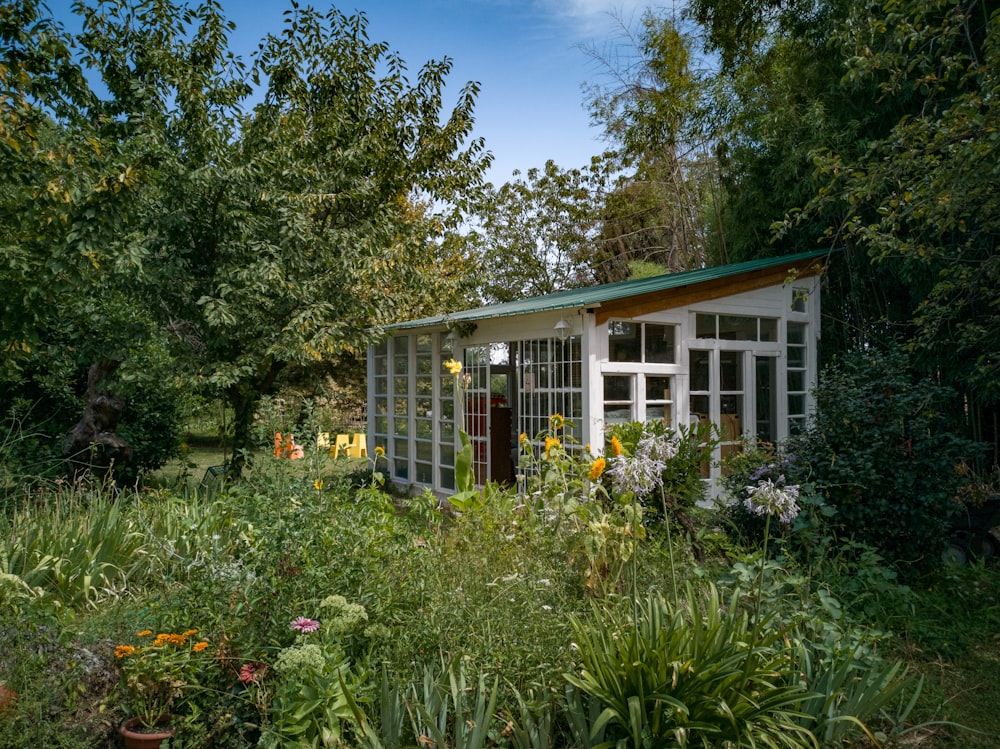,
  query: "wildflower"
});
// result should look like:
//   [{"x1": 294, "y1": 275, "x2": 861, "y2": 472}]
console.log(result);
[
  {"x1": 274, "y1": 643, "x2": 325, "y2": 676},
  {"x1": 544, "y1": 435, "x2": 561, "y2": 458},
  {"x1": 549, "y1": 413, "x2": 565, "y2": 431},
  {"x1": 743, "y1": 477, "x2": 801, "y2": 524},
  {"x1": 588, "y1": 457, "x2": 606, "y2": 481},
  {"x1": 444, "y1": 358, "x2": 462, "y2": 375},
  {"x1": 192, "y1": 641, "x2": 209, "y2": 652},
  {"x1": 290, "y1": 616, "x2": 320, "y2": 634},
  {"x1": 314, "y1": 478, "x2": 324, "y2": 491},
  {"x1": 115, "y1": 645, "x2": 138, "y2": 658},
  {"x1": 606, "y1": 452, "x2": 665, "y2": 496},
  {"x1": 638, "y1": 430, "x2": 679, "y2": 463},
  {"x1": 136, "y1": 630, "x2": 152, "y2": 637},
  {"x1": 182, "y1": 629, "x2": 199, "y2": 637},
  {"x1": 609, "y1": 435, "x2": 623, "y2": 456},
  {"x1": 238, "y1": 662, "x2": 268, "y2": 685}
]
